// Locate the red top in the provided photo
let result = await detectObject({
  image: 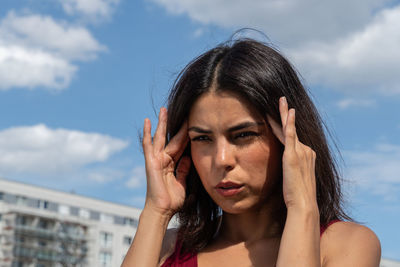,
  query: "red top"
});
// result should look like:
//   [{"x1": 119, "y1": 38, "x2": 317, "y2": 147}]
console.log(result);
[
  {"x1": 161, "y1": 220, "x2": 341, "y2": 267},
  {"x1": 160, "y1": 242, "x2": 197, "y2": 267}
]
